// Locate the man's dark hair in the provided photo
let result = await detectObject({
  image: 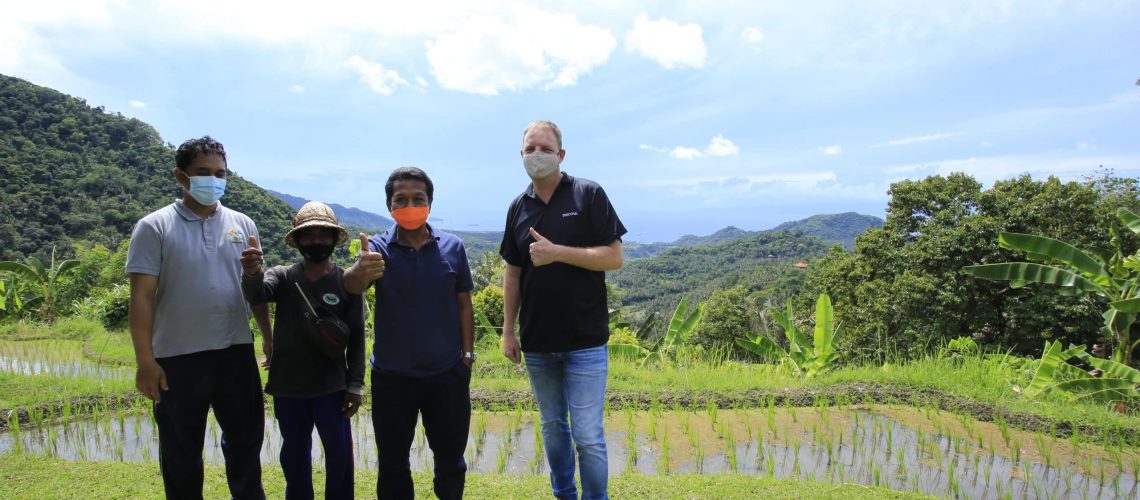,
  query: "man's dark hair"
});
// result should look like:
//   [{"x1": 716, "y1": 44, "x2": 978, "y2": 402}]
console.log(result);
[
  {"x1": 385, "y1": 167, "x2": 434, "y2": 208},
  {"x1": 175, "y1": 136, "x2": 227, "y2": 171}
]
